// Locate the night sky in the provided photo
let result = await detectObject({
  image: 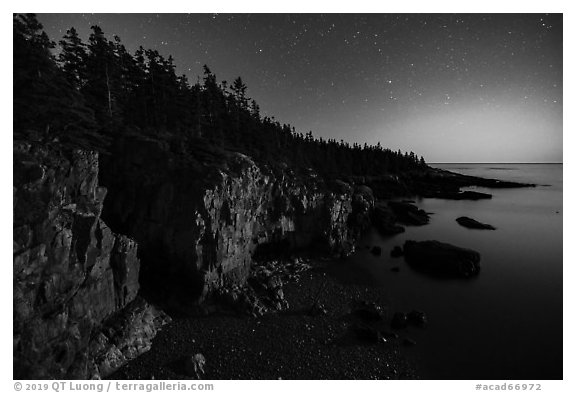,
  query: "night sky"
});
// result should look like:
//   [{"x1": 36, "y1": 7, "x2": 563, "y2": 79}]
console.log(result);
[{"x1": 37, "y1": 13, "x2": 562, "y2": 163}]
